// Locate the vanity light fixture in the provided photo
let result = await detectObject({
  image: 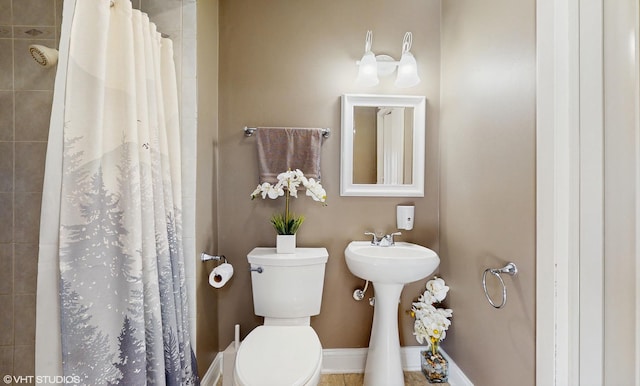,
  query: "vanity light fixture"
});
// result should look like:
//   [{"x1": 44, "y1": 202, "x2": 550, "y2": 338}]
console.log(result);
[{"x1": 356, "y1": 31, "x2": 421, "y2": 88}]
